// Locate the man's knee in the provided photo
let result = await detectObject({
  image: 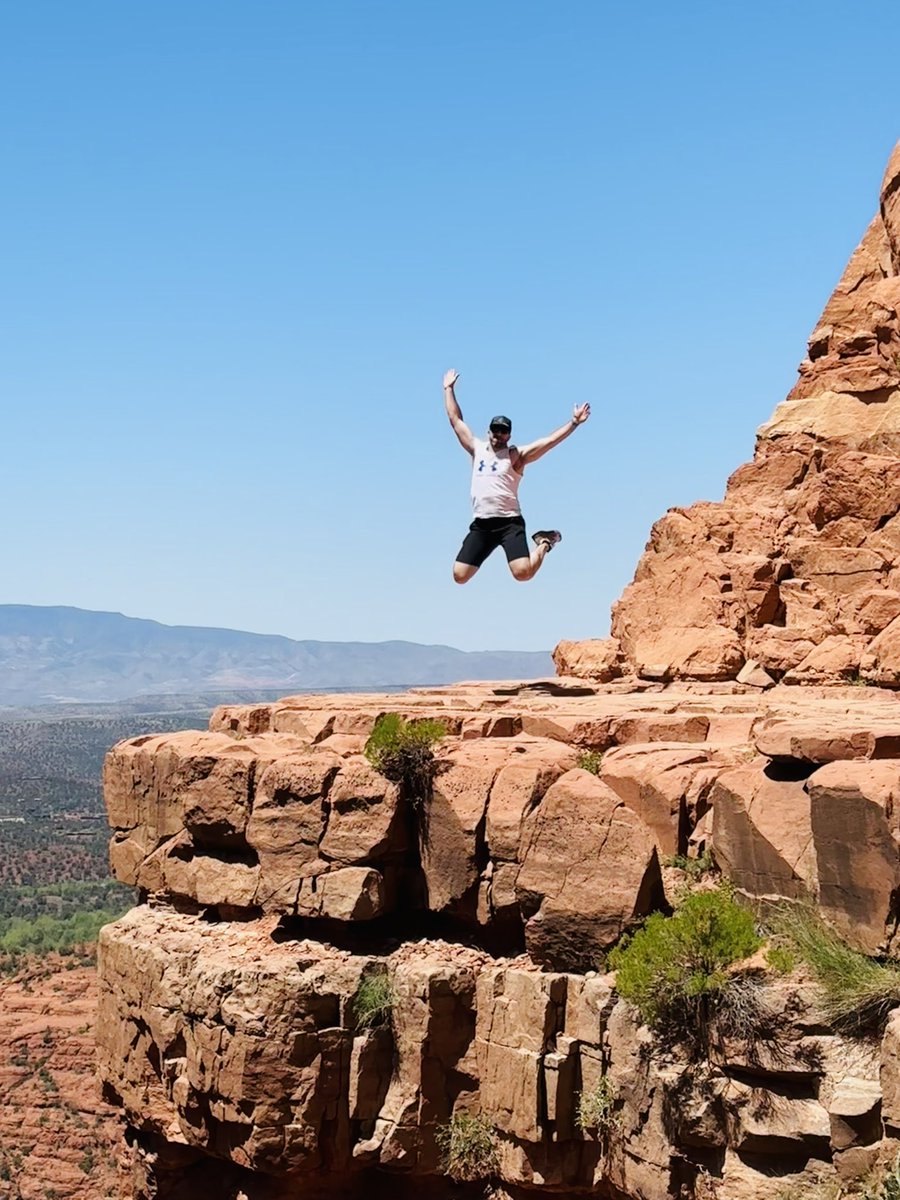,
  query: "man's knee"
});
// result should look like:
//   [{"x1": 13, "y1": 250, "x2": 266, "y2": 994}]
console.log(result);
[
  {"x1": 453, "y1": 562, "x2": 477, "y2": 584},
  {"x1": 509, "y1": 559, "x2": 533, "y2": 582}
]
